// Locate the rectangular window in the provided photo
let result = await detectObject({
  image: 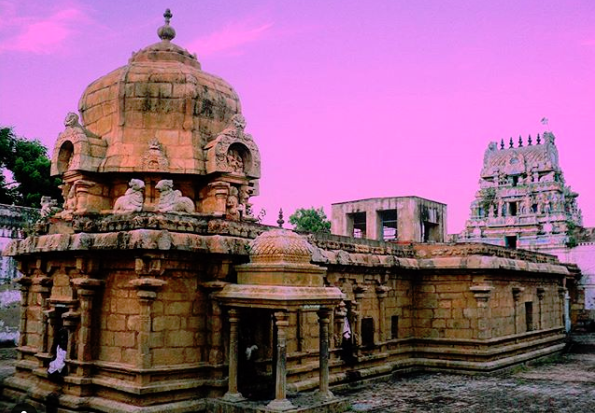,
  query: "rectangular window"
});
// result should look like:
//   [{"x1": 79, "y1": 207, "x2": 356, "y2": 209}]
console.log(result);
[
  {"x1": 361, "y1": 317, "x2": 375, "y2": 347},
  {"x1": 379, "y1": 210, "x2": 398, "y2": 241},
  {"x1": 505, "y1": 236, "x2": 517, "y2": 249},
  {"x1": 525, "y1": 302, "x2": 533, "y2": 331},
  {"x1": 391, "y1": 315, "x2": 399, "y2": 340},
  {"x1": 350, "y1": 212, "x2": 366, "y2": 239},
  {"x1": 510, "y1": 202, "x2": 517, "y2": 216}
]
